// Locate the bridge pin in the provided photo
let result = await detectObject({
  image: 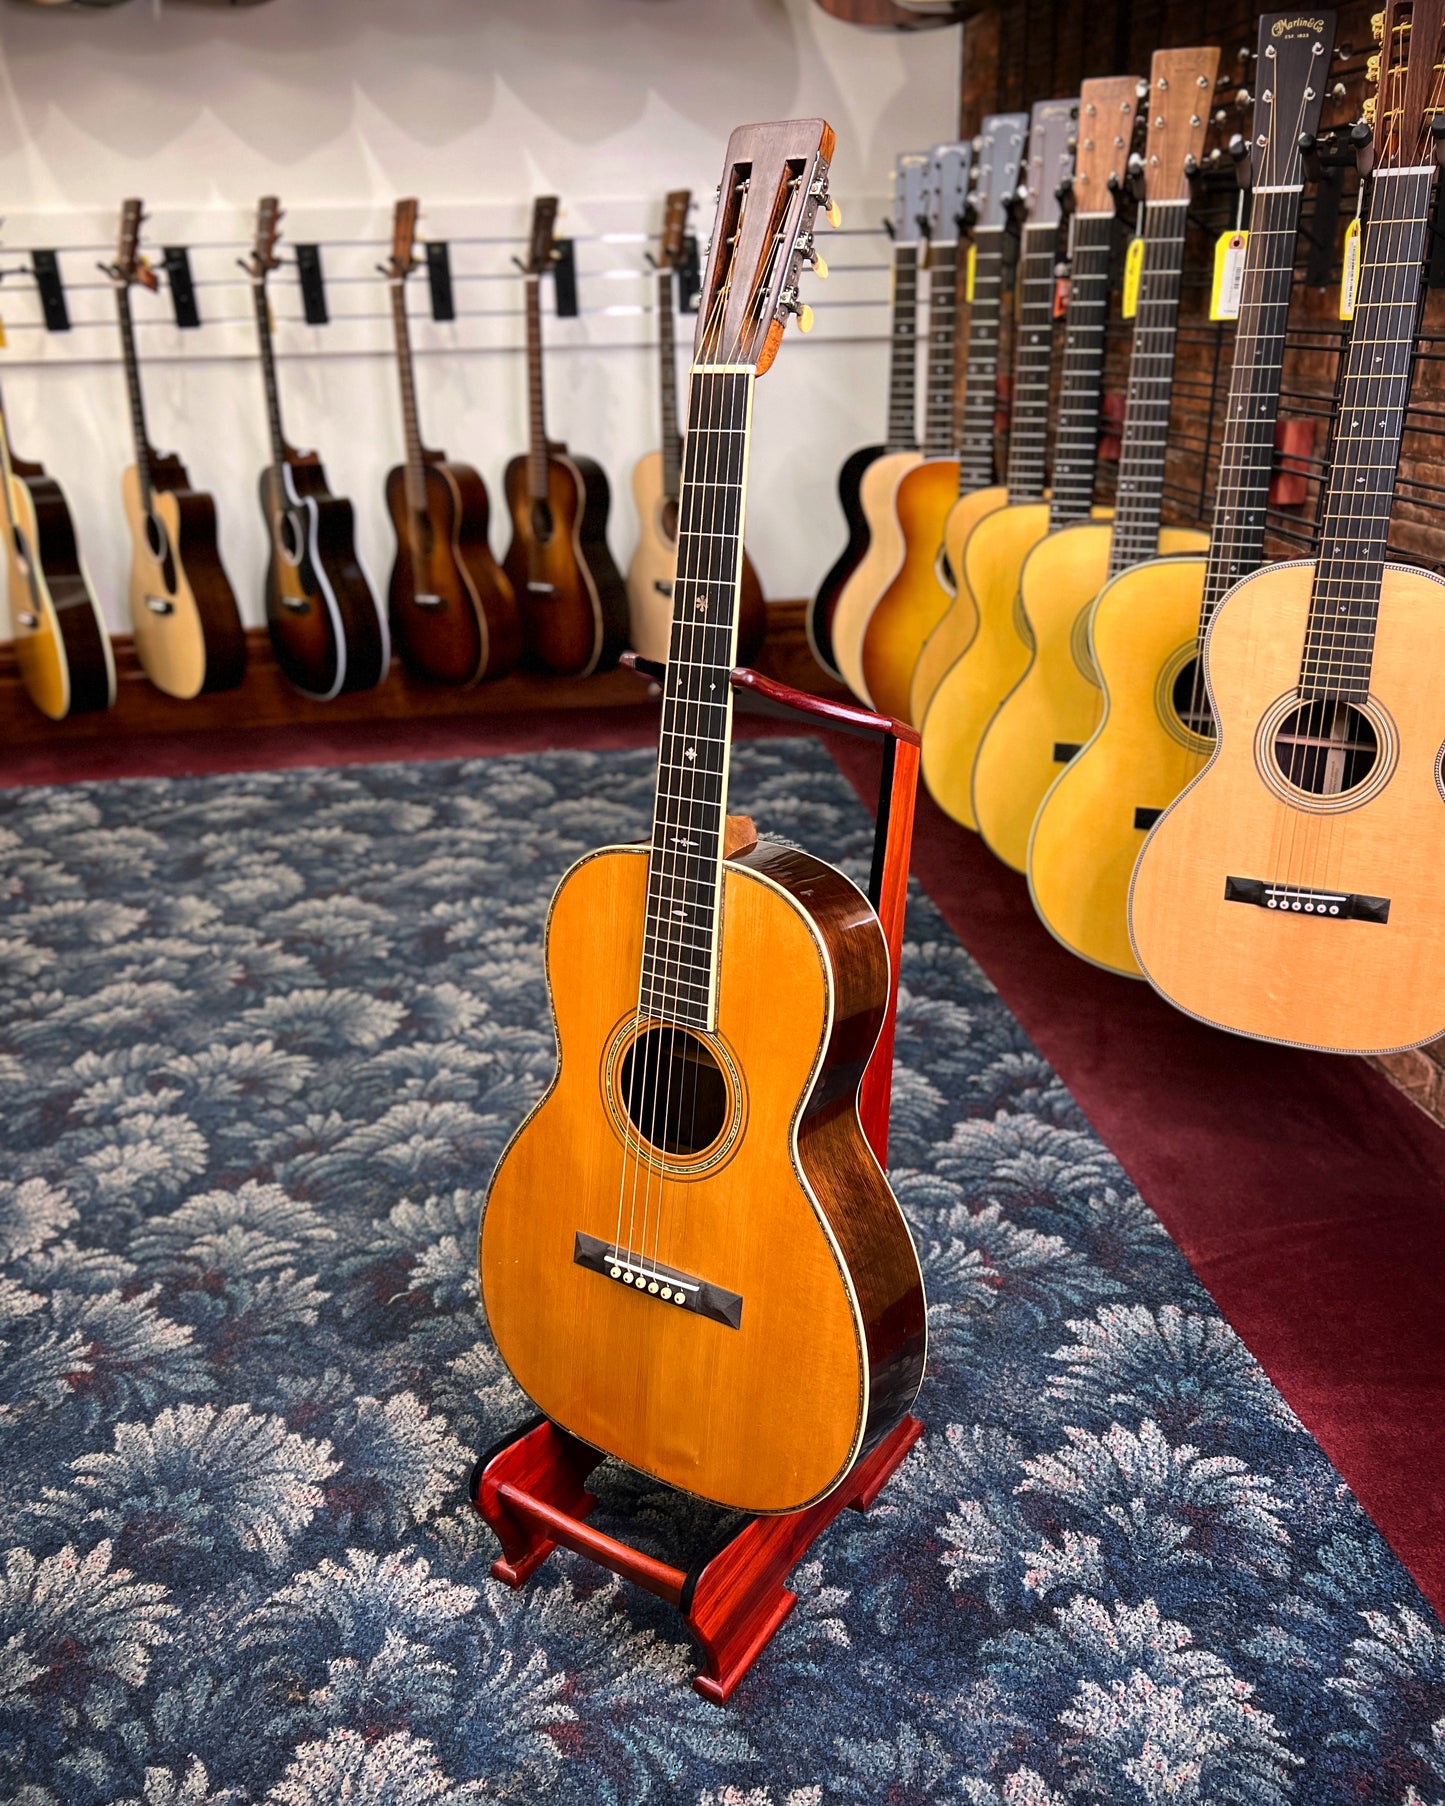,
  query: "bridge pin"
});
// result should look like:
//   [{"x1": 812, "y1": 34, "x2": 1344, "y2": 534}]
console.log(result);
[
  {"x1": 609, "y1": 1266, "x2": 622, "y2": 1280},
  {"x1": 1330, "y1": 905, "x2": 1340, "y2": 915},
  {"x1": 648, "y1": 1281, "x2": 660, "y2": 1294},
  {"x1": 673, "y1": 1292, "x2": 686, "y2": 1305},
  {"x1": 623, "y1": 1272, "x2": 635, "y2": 1285},
  {"x1": 660, "y1": 1287, "x2": 672, "y2": 1301}
]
